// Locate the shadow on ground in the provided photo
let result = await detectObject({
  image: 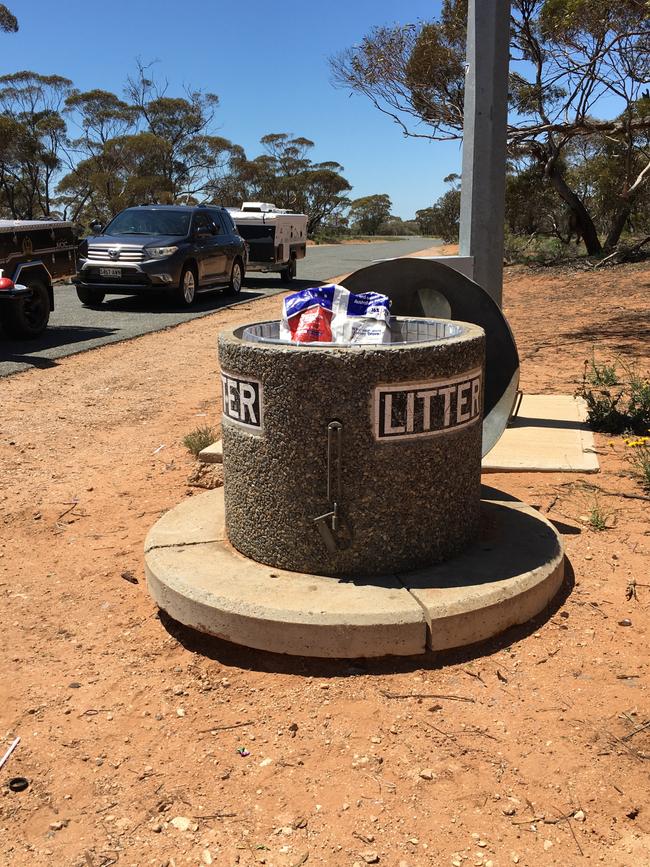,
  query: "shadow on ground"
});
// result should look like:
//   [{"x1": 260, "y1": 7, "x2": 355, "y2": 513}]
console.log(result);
[
  {"x1": 92, "y1": 288, "x2": 270, "y2": 315},
  {"x1": 0, "y1": 325, "x2": 120, "y2": 366},
  {"x1": 91, "y1": 278, "x2": 317, "y2": 315},
  {"x1": 561, "y1": 308, "x2": 650, "y2": 356}
]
